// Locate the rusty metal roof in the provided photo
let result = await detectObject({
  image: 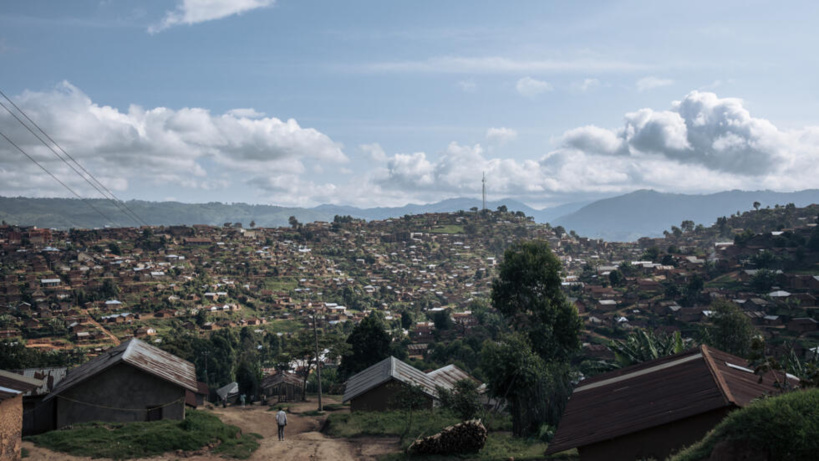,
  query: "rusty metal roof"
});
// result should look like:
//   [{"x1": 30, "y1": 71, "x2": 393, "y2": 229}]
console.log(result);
[
  {"x1": 261, "y1": 372, "x2": 303, "y2": 389},
  {"x1": 426, "y1": 364, "x2": 482, "y2": 391},
  {"x1": 342, "y1": 356, "x2": 437, "y2": 403},
  {"x1": 0, "y1": 369, "x2": 43, "y2": 402},
  {"x1": 44, "y1": 339, "x2": 197, "y2": 402},
  {"x1": 14, "y1": 367, "x2": 68, "y2": 397},
  {"x1": 547, "y1": 345, "x2": 791, "y2": 455}
]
